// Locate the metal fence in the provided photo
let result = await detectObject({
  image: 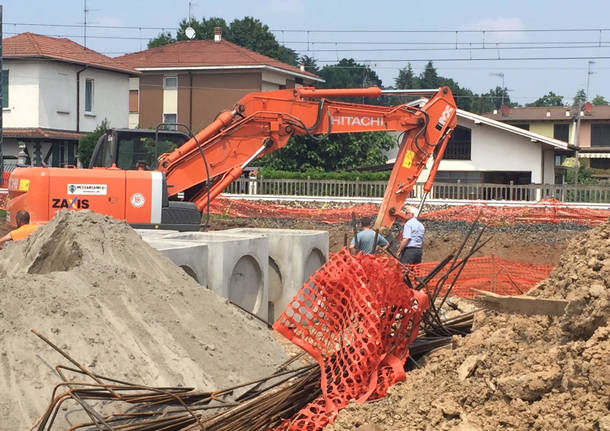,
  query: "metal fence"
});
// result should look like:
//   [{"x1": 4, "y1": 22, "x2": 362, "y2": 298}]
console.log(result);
[
  {"x1": 225, "y1": 177, "x2": 610, "y2": 203},
  {"x1": 2, "y1": 159, "x2": 17, "y2": 172}
]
